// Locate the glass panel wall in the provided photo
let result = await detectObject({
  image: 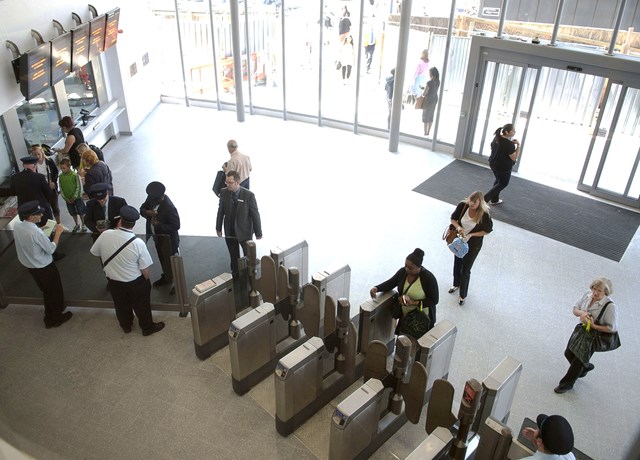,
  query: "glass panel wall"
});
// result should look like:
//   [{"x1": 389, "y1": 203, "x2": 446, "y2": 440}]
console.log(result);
[
  {"x1": 64, "y1": 64, "x2": 98, "y2": 122},
  {"x1": 152, "y1": 5, "x2": 186, "y2": 98},
  {"x1": 0, "y1": 121, "x2": 16, "y2": 183},
  {"x1": 15, "y1": 89, "x2": 62, "y2": 148}
]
